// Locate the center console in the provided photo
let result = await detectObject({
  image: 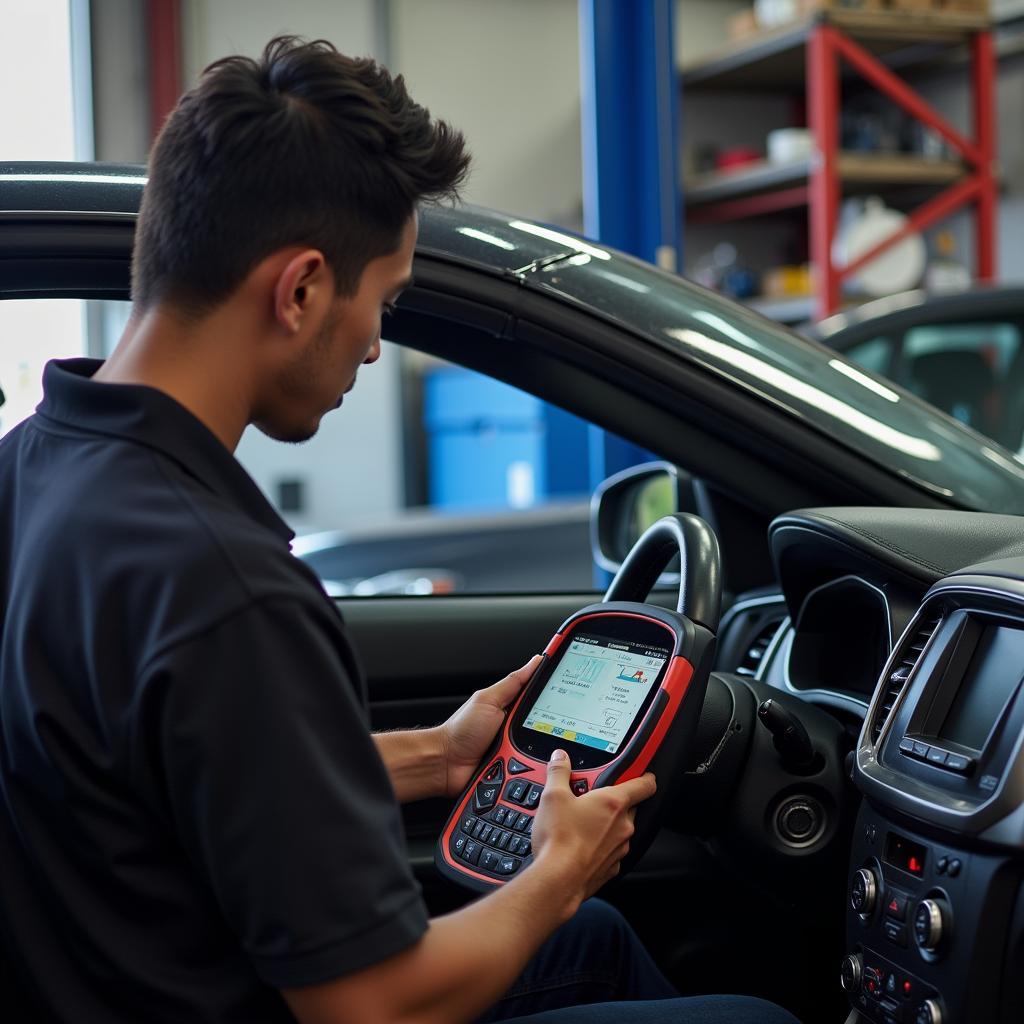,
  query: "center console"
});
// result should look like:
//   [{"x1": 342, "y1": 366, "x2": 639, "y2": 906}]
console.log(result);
[{"x1": 846, "y1": 565, "x2": 1024, "y2": 1024}]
